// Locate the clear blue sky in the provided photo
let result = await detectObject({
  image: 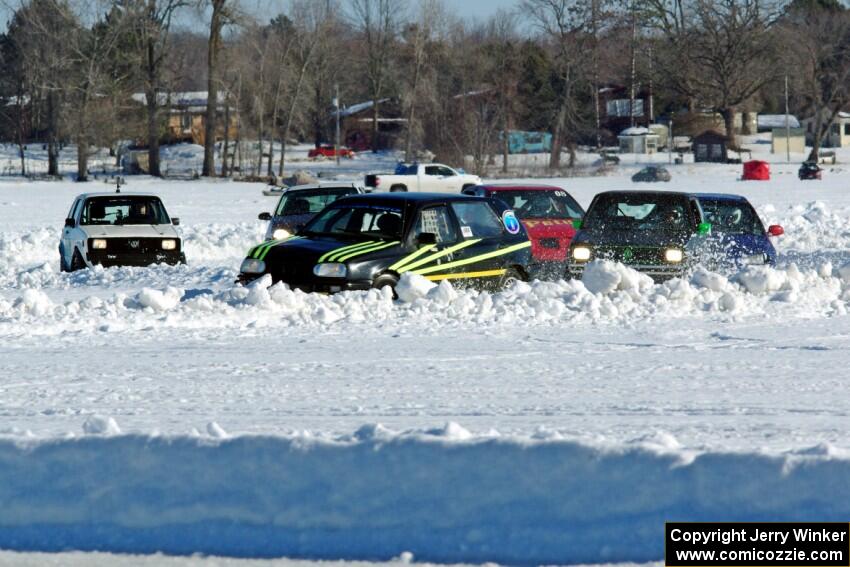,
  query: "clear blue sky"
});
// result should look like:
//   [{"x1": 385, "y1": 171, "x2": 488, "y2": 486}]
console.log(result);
[{"x1": 452, "y1": 0, "x2": 522, "y2": 19}]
